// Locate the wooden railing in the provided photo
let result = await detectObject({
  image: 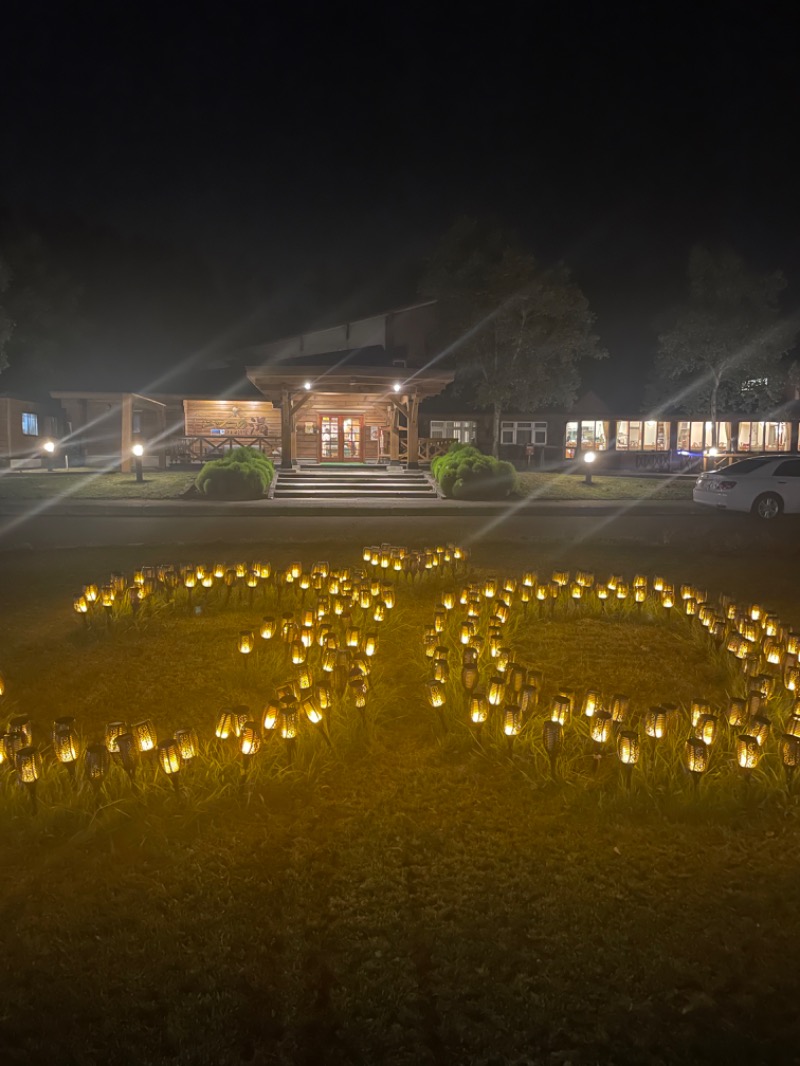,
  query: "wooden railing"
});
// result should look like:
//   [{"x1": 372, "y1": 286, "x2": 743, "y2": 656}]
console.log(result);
[
  {"x1": 168, "y1": 436, "x2": 282, "y2": 464},
  {"x1": 417, "y1": 437, "x2": 458, "y2": 463}
]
